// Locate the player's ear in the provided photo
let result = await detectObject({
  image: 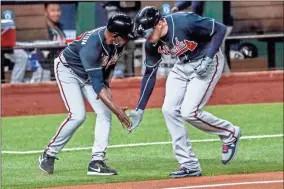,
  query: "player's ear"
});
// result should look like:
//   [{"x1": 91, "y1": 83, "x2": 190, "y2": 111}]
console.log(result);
[
  {"x1": 156, "y1": 19, "x2": 164, "y2": 27},
  {"x1": 156, "y1": 21, "x2": 163, "y2": 30}
]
